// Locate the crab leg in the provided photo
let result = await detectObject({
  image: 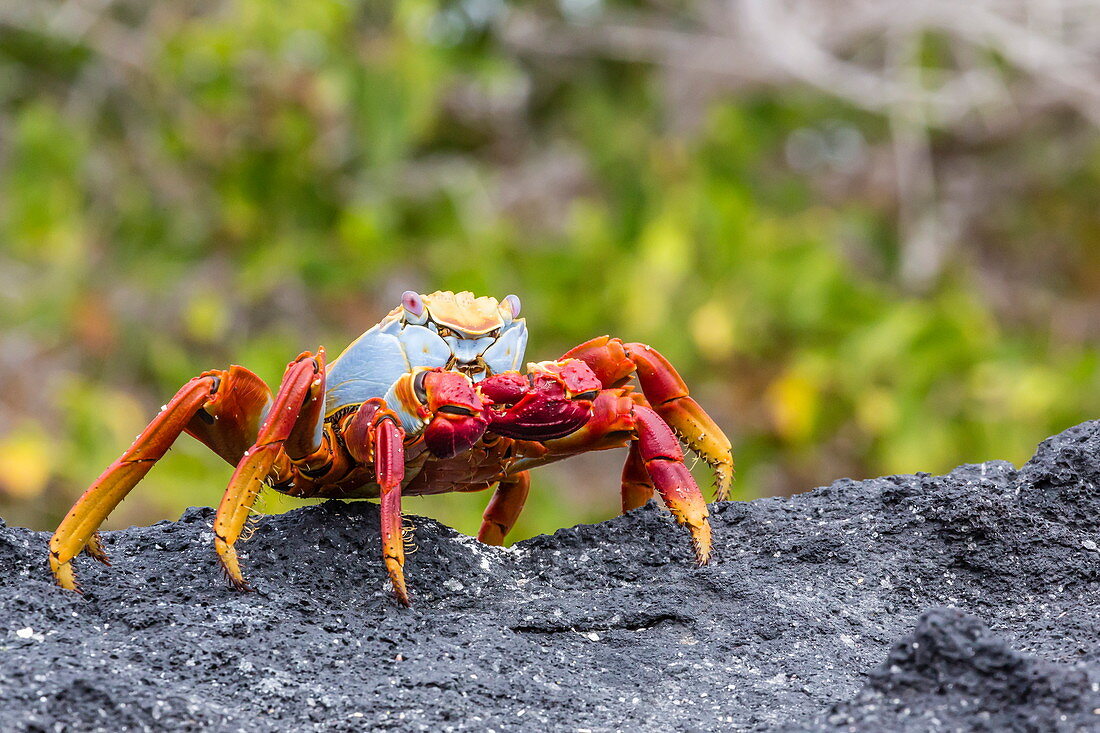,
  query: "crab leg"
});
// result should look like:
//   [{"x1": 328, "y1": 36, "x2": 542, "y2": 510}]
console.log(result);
[
  {"x1": 214, "y1": 350, "x2": 325, "y2": 590},
  {"x1": 620, "y1": 441, "x2": 654, "y2": 513},
  {"x1": 49, "y1": 366, "x2": 272, "y2": 591},
  {"x1": 478, "y1": 471, "x2": 531, "y2": 546},
  {"x1": 625, "y1": 343, "x2": 733, "y2": 500},
  {"x1": 564, "y1": 336, "x2": 734, "y2": 500},
  {"x1": 184, "y1": 365, "x2": 277, "y2": 467},
  {"x1": 501, "y1": 389, "x2": 712, "y2": 565},
  {"x1": 50, "y1": 376, "x2": 216, "y2": 590},
  {"x1": 372, "y1": 415, "x2": 409, "y2": 606},
  {"x1": 632, "y1": 405, "x2": 712, "y2": 565}
]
